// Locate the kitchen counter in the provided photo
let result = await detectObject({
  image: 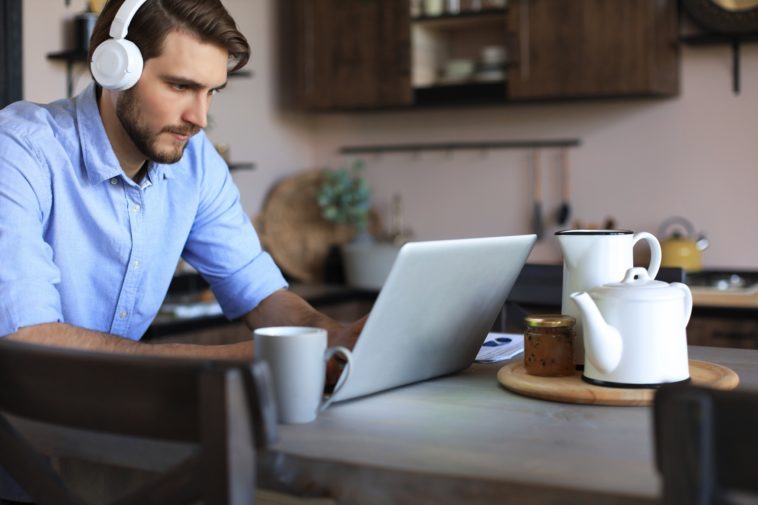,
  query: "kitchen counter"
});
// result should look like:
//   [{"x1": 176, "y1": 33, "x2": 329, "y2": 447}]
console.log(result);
[
  {"x1": 149, "y1": 267, "x2": 757, "y2": 350},
  {"x1": 686, "y1": 270, "x2": 758, "y2": 309},
  {"x1": 145, "y1": 281, "x2": 378, "y2": 341},
  {"x1": 690, "y1": 286, "x2": 758, "y2": 309}
]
